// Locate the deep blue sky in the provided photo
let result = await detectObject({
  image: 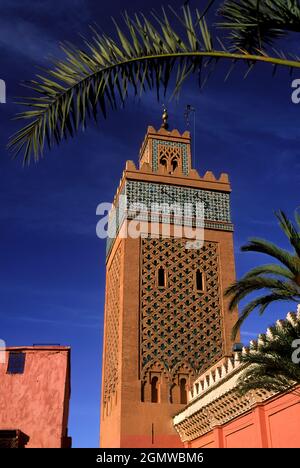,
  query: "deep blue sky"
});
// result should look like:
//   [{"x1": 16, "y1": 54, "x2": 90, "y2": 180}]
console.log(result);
[{"x1": 0, "y1": 0, "x2": 299, "y2": 448}]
